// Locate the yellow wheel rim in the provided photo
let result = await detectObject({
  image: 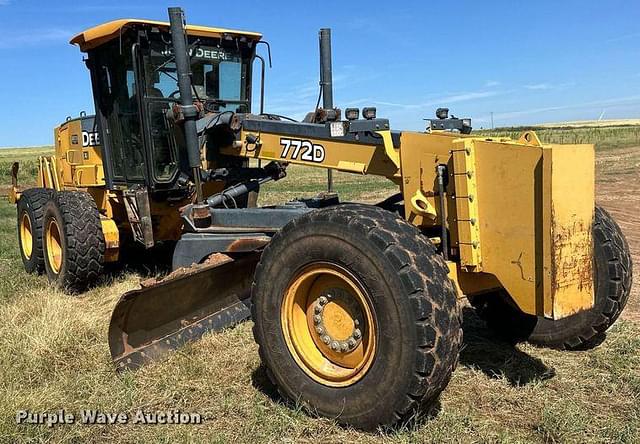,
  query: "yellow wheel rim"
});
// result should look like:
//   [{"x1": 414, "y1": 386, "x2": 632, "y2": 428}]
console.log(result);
[
  {"x1": 281, "y1": 263, "x2": 377, "y2": 387},
  {"x1": 45, "y1": 219, "x2": 63, "y2": 274},
  {"x1": 20, "y1": 212, "x2": 33, "y2": 260}
]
